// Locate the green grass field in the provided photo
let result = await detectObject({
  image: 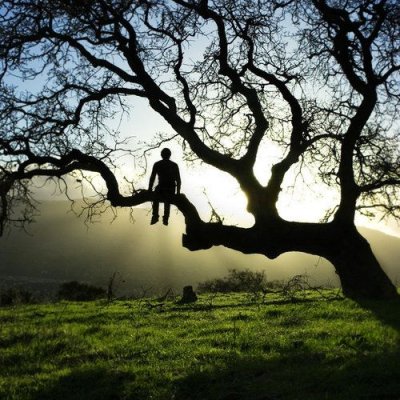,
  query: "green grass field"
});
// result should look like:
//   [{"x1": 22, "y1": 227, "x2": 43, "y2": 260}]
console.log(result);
[{"x1": 1, "y1": 291, "x2": 400, "y2": 400}]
